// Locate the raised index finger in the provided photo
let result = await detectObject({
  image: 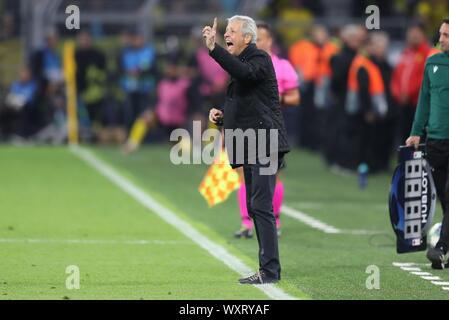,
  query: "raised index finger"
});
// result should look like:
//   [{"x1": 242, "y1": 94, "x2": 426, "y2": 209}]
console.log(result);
[{"x1": 212, "y1": 17, "x2": 217, "y2": 32}]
